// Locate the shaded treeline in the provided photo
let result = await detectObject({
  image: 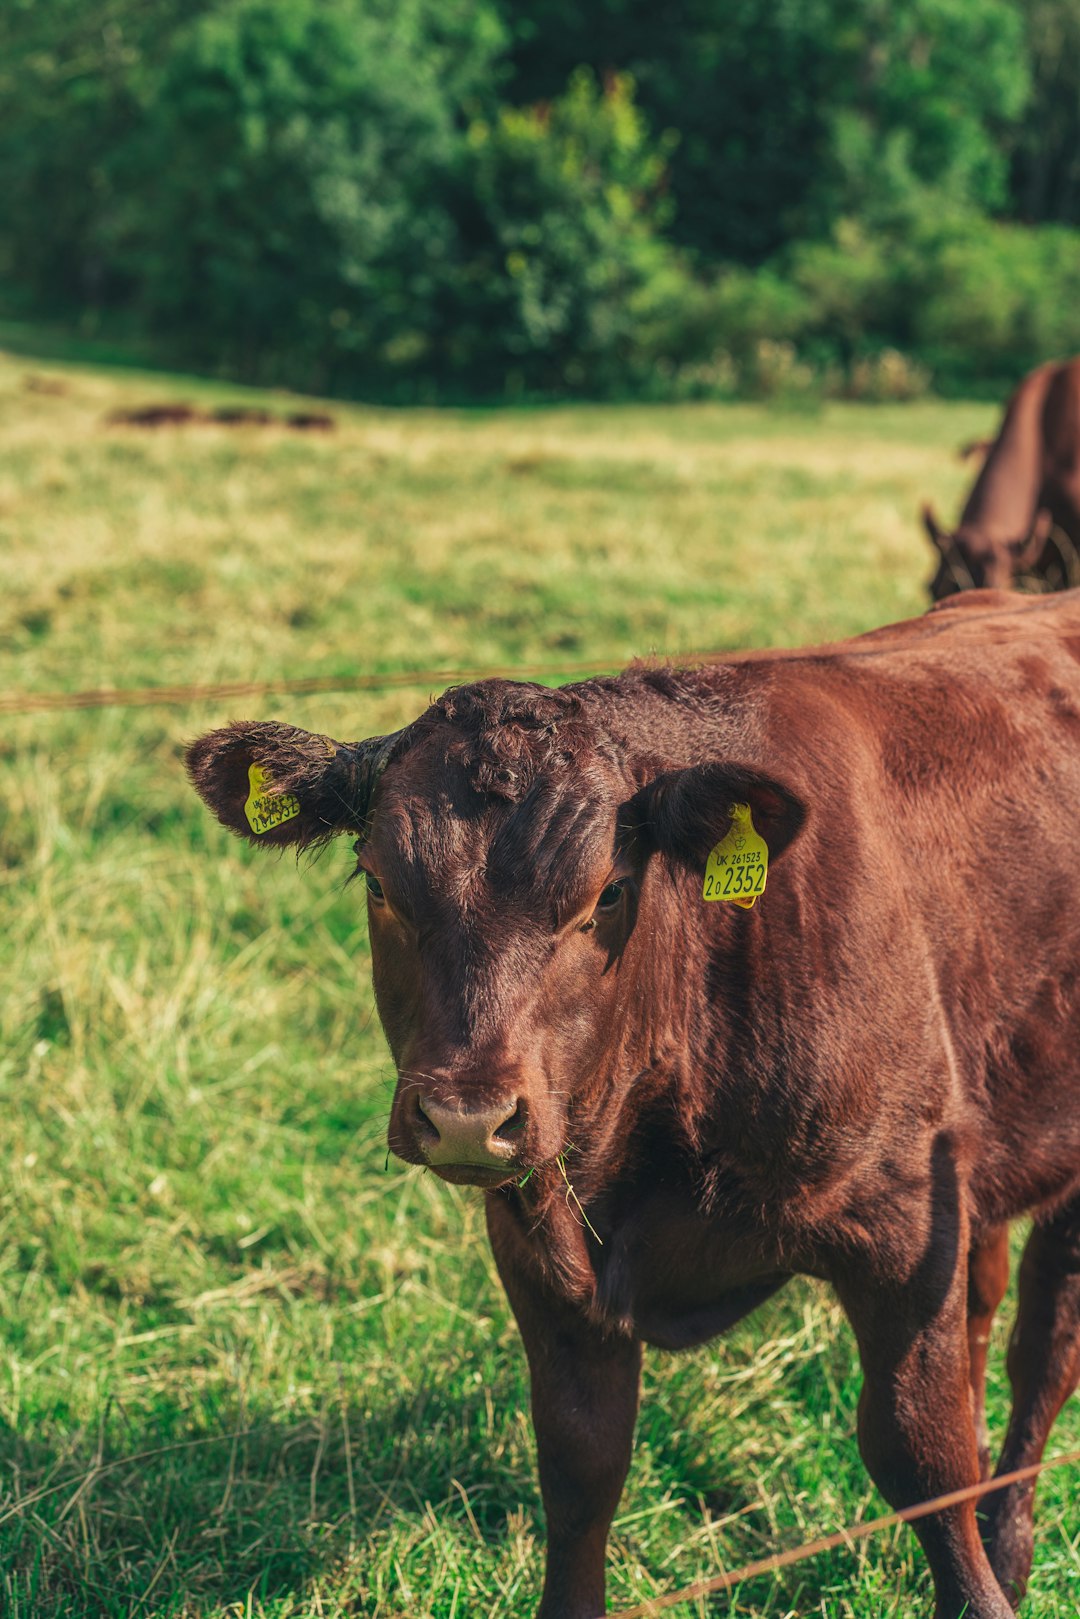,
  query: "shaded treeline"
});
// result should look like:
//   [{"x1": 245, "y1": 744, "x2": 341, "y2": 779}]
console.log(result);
[{"x1": 2, "y1": 0, "x2": 1079, "y2": 398}]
